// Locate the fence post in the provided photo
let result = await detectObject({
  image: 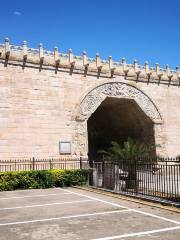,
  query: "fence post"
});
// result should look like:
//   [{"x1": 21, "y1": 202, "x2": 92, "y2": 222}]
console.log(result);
[
  {"x1": 102, "y1": 161, "x2": 105, "y2": 188},
  {"x1": 65, "y1": 158, "x2": 66, "y2": 170},
  {"x1": 32, "y1": 157, "x2": 35, "y2": 170},
  {"x1": 80, "y1": 157, "x2": 82, "y2": 169},
  {"x1": 15, "y1": 160, "x2": 17, "y2": 171},
  {"x1": 49, "y1": 159, "x2": 52, "y2": 170},
  {"x1": 89, "y1": 159, "x2": 93, "y2": 186},
  {"x1": 135, "y1": 159, "x2": 138, "y2": 194}
]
